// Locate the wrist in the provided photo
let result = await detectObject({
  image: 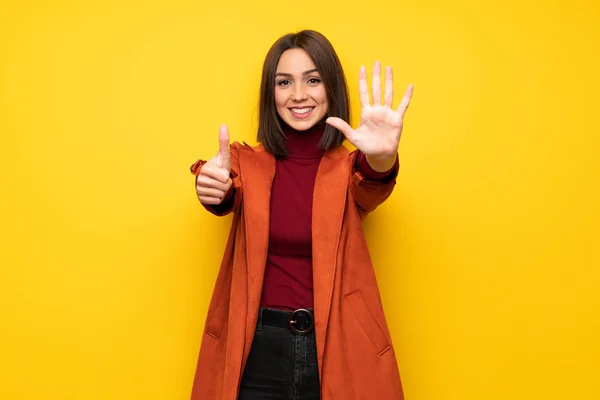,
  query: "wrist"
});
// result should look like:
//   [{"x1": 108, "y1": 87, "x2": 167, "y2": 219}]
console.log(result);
[{"x1": 365, "y1": 153, "x2": 398, "y2": 173}]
